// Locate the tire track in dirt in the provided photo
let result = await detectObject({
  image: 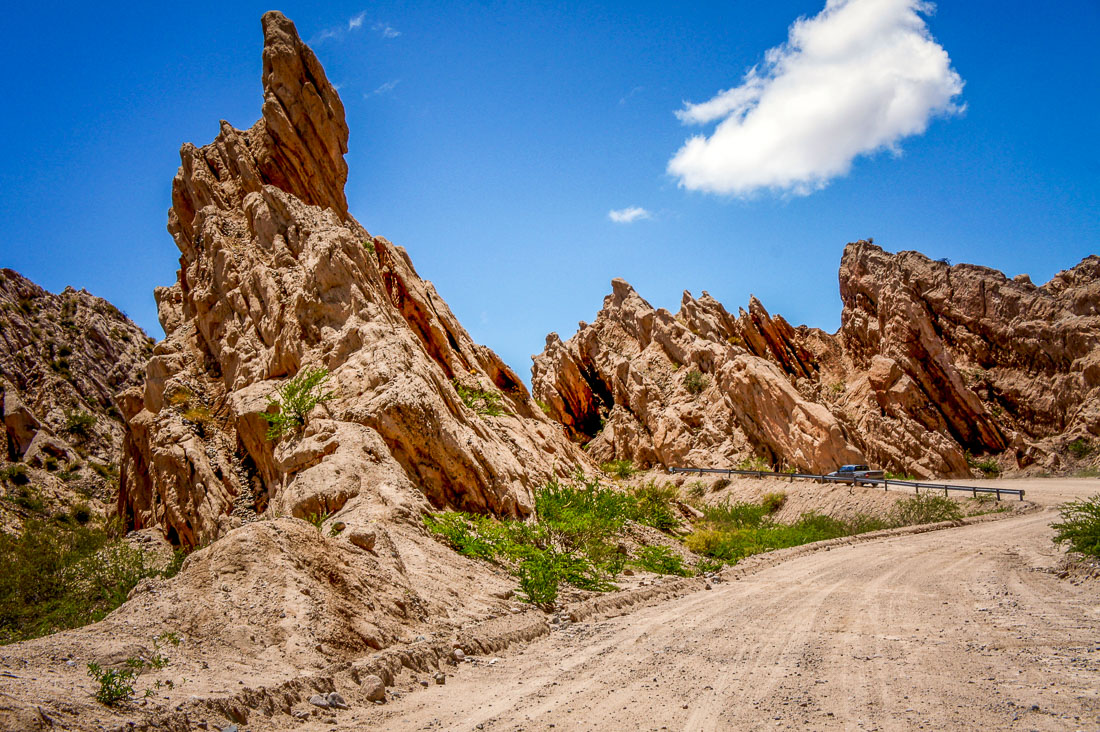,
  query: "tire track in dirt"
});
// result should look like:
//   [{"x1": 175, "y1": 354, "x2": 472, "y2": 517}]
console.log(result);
[{"x1": 346, "y1": 503, "x2": 1100, "y2": 732}]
